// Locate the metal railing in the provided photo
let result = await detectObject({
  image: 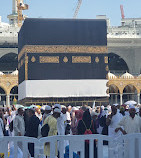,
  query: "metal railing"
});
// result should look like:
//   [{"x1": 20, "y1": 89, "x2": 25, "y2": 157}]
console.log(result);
[{"x1": 0, "y1": 134, "x2": 141, "y2": 158}]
